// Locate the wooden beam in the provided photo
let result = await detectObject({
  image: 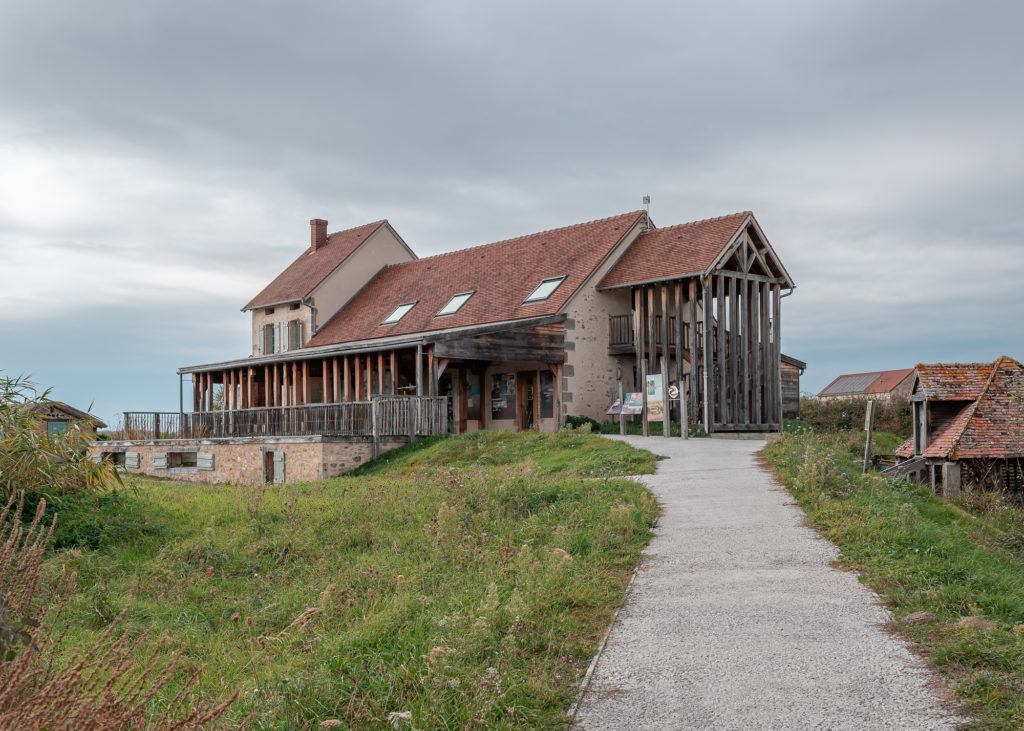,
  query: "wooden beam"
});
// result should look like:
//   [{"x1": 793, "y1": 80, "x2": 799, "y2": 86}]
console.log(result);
[
  {"x1": 702, "y1": 278, "x2": 712, "y2": 433},
  {"x1": 367, "y1": 354, "x2": 374, "y2": 399},
  {"x1": 343, "y1": 356, "x2": 350, "y2": 402},
  {"x1": 428, "y1": 350, "x2": 438, "y2": 398},
  {"x1": 354, "y1": 356, "x2": 362, "y2": 401},
  {"x1": 661, "y1": 354, "x2": 670, "y2": 437},
  {"x1": 390, "y1": 350, "x2": 397, "y2": 395},
  {"x1": 741, "y1": 279, "x2": 751, "y2": 424},
  {"x1": 377, "y1": 351, "x2": 385, "y2": 397},
  {"x1": 674, "y1": 281, "x2": 684, "y2": 425},
  {"x1": 633, "y1": 286, "x2": 643, "y2": 393},
  {"x1": 437, "y1": 358, "x2": 449, "y2": 379},
  {"x1": 716, "y1": 273, "x2": 726, "y2": 425},
  {"x1": 432, "y1": 327, "x2": 566, "y2": 363},
  {"x1": 689, "y1": 279, "x2": 699, "y2": 423},
  {"x1": 729, "y1": 275, "x2": 740, "y2": 426},
  {"x1": 752, "y1": 281, "x2": 762, "y2": 426},
  {"x1": 416, "y1": 344, "x2": 423, "y2": 397},
  {"x1": 772, "y1": 284, "x2": 782, "y2": 430},
  {"x1": 646, "y1": 285, "x2": 656, "y2": 372}
]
